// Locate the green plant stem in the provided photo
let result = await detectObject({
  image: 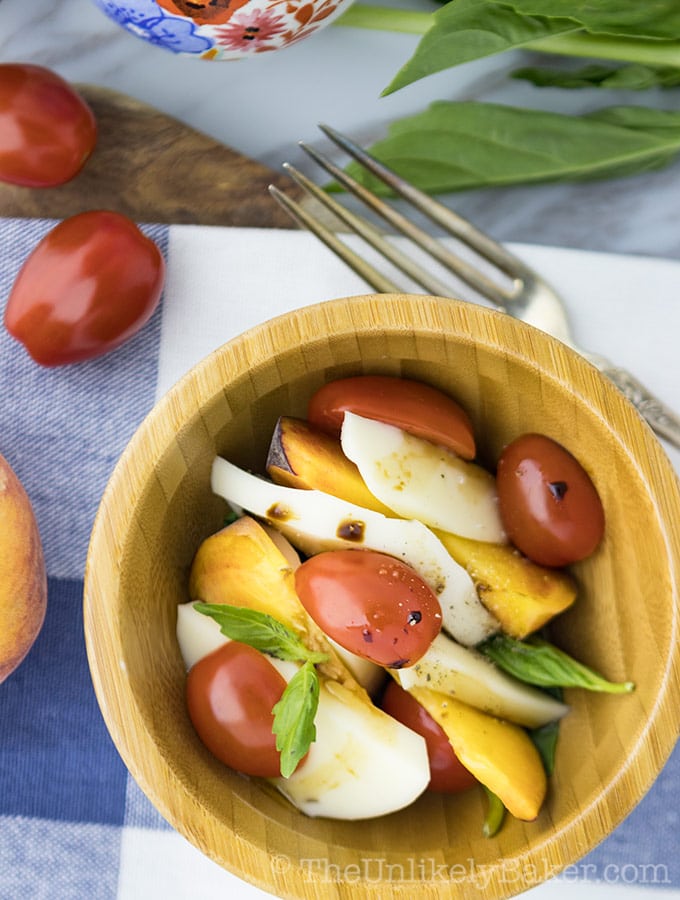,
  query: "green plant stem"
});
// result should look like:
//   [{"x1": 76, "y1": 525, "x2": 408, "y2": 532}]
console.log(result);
[
  {"x1": 334, "y1": 4, "x2": 432, "y2": 35},
  {"x1": 334, "y1": 4, "x2": 680, "y2": 68},
  {"x1": 531, "y1": 32, "x2": 680, "y2": 67}
]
